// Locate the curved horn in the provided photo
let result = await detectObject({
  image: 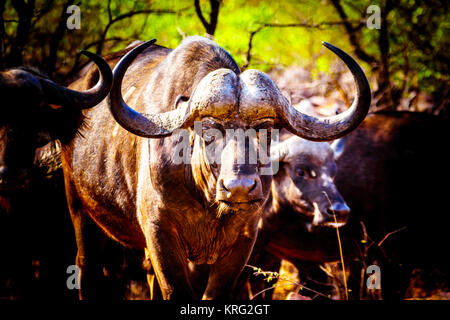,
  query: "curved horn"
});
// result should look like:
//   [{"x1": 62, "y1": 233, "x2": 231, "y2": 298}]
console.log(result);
[
  {"x1": 38, "y1": 51, "x2": 112, "y2": 109},
  {"x1": 280, "y1": 42, "x2": 371, "y2": 141},
  {"x1": 108, "y1": 39, "x2": 193, "y2": 138}
]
